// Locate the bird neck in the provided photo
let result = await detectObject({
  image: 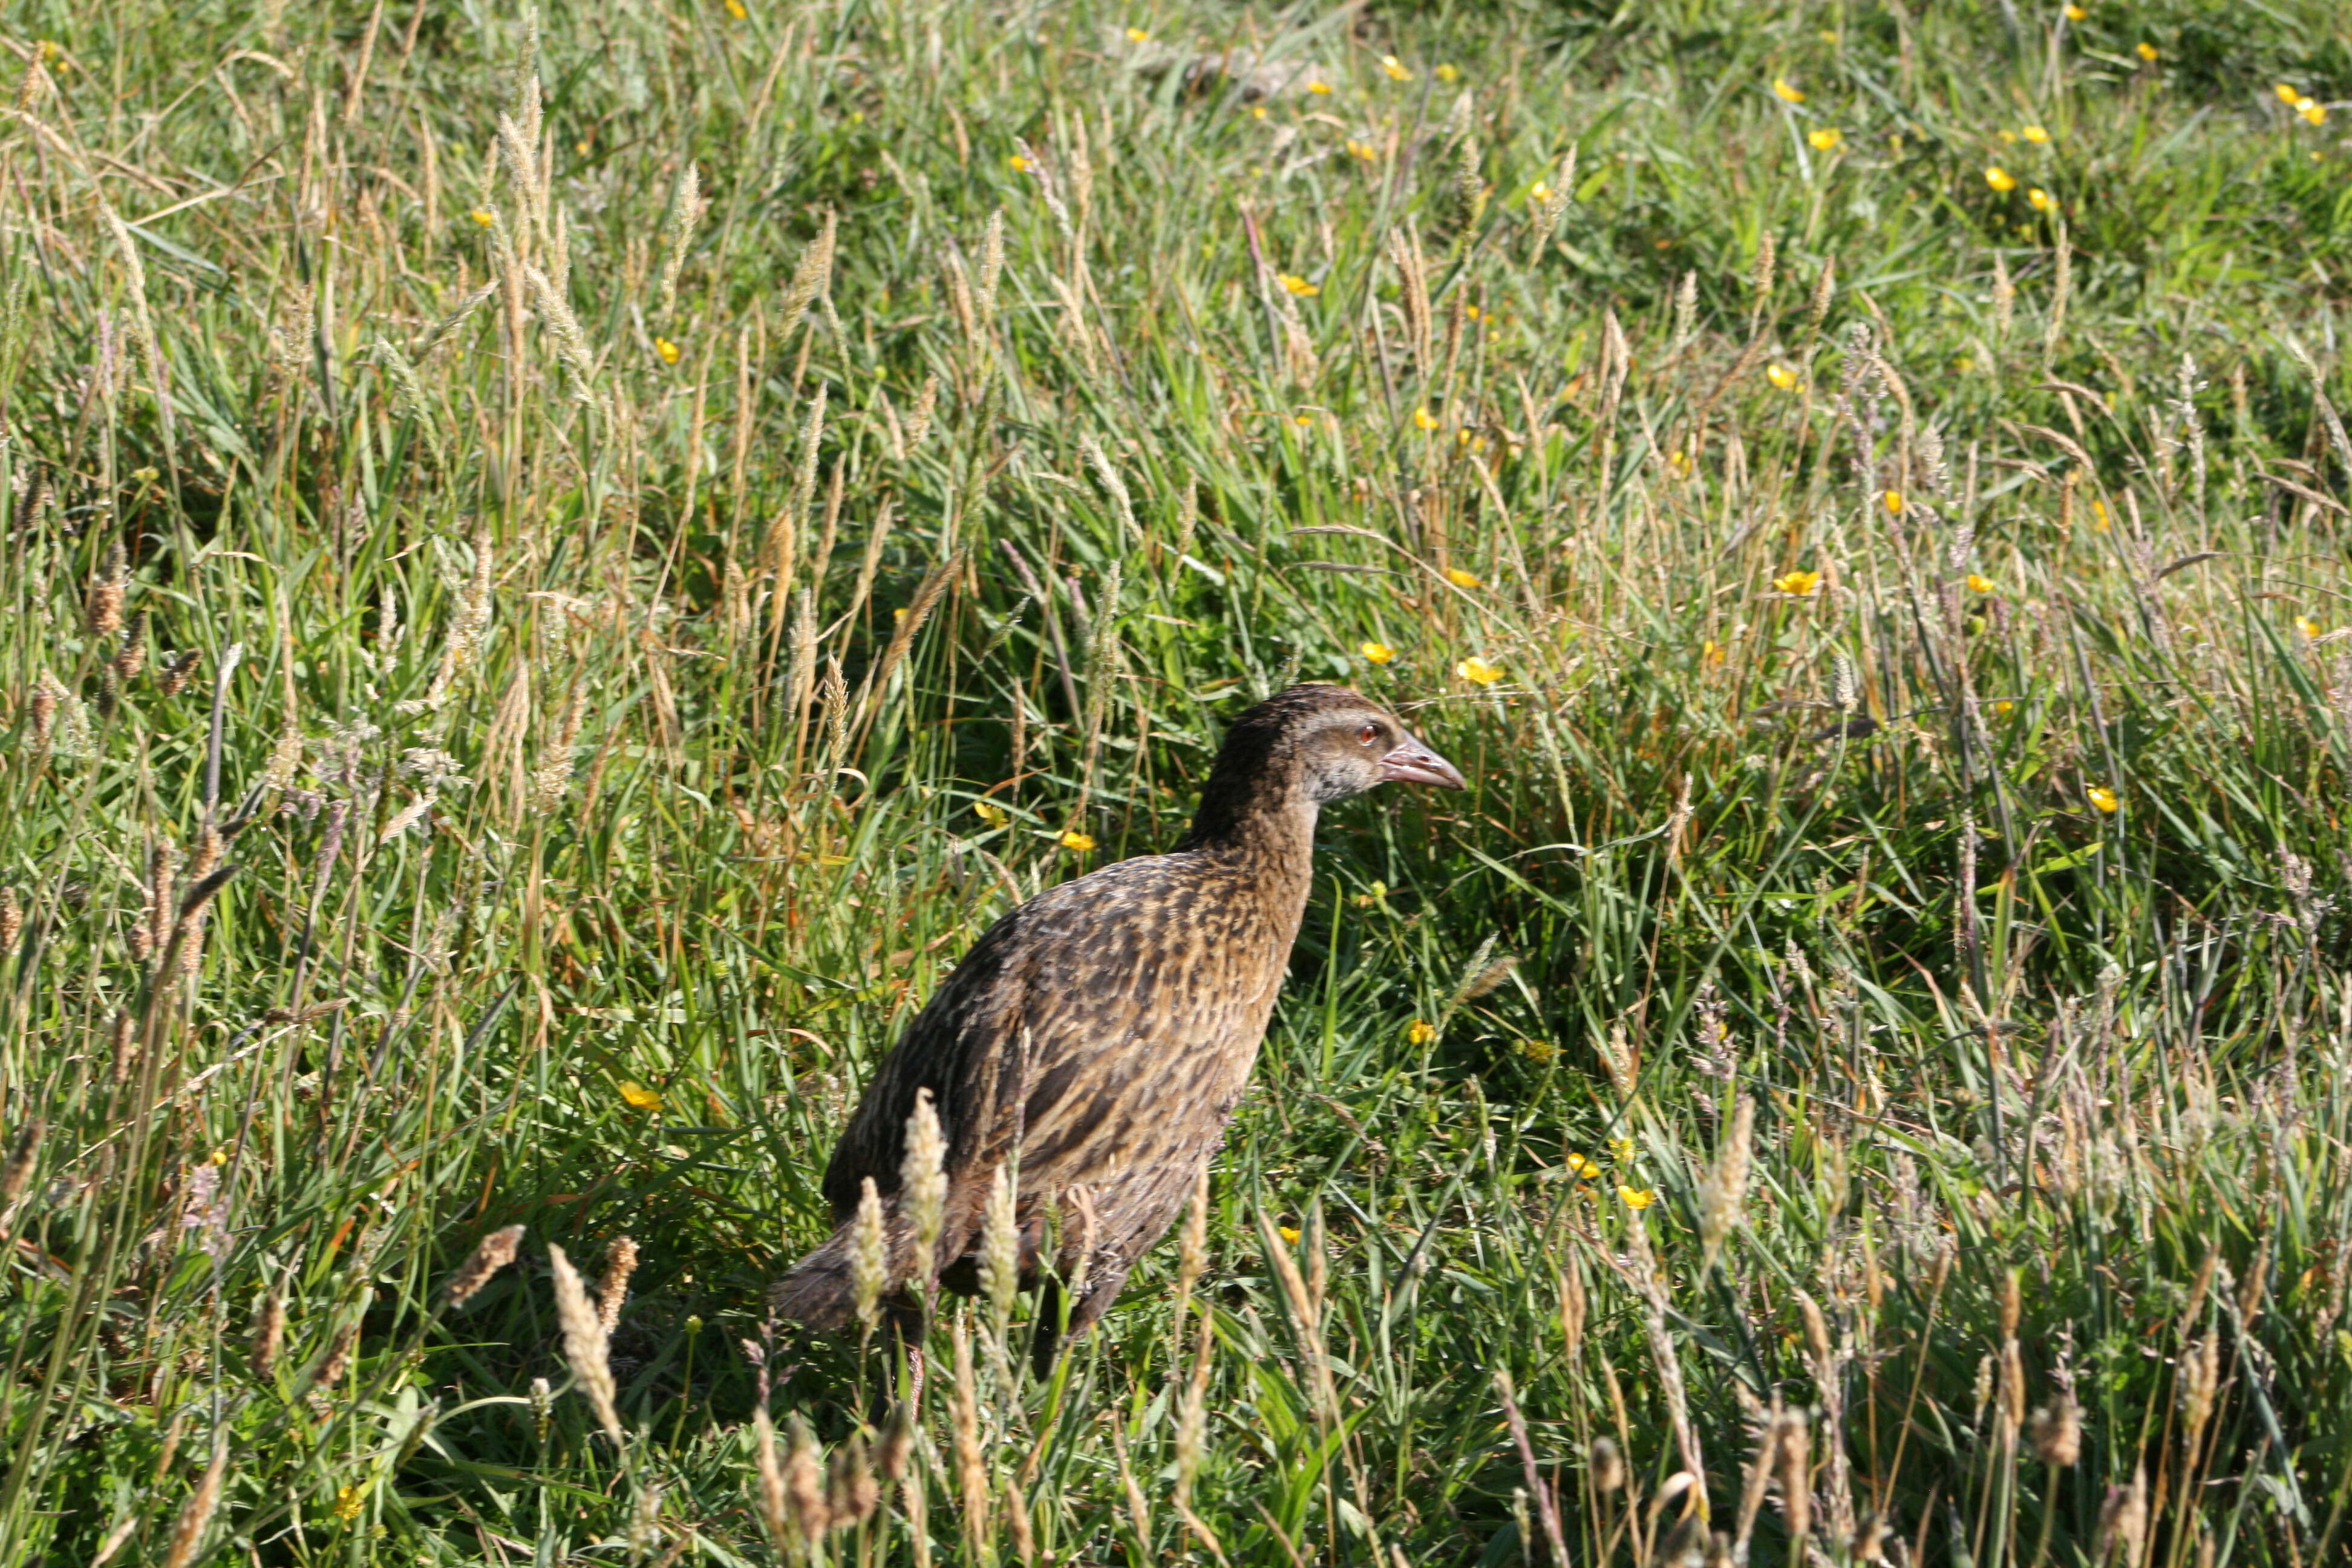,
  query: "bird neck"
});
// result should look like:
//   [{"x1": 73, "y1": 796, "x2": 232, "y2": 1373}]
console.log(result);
[{"x1": 1177, "y1": 761, "x2": 1321, "y2": 879}]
